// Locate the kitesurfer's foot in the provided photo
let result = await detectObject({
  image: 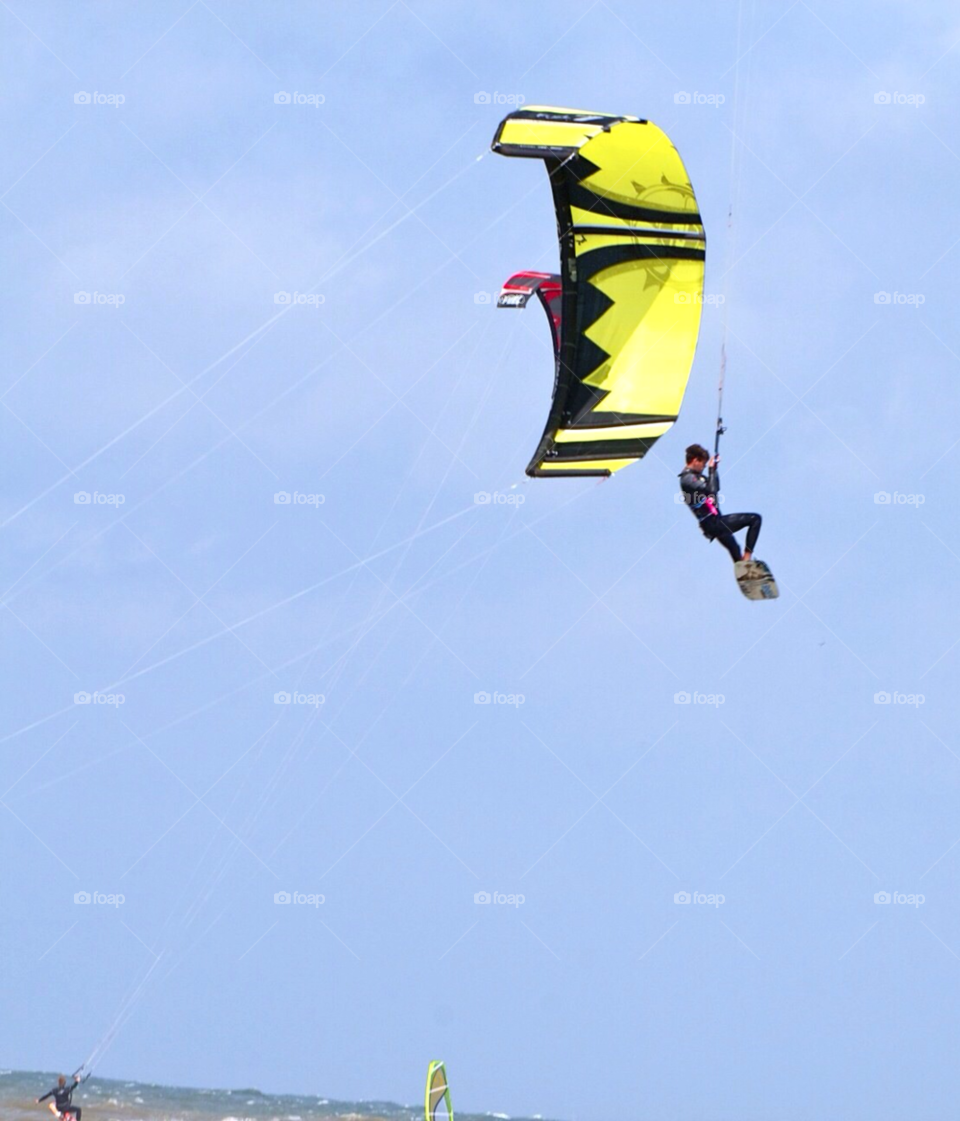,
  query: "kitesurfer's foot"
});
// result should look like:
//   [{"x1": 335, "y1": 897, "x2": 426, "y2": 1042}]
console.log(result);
[{"x1": 743, "y1": 551, "x2": 753, "y2": 562}]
